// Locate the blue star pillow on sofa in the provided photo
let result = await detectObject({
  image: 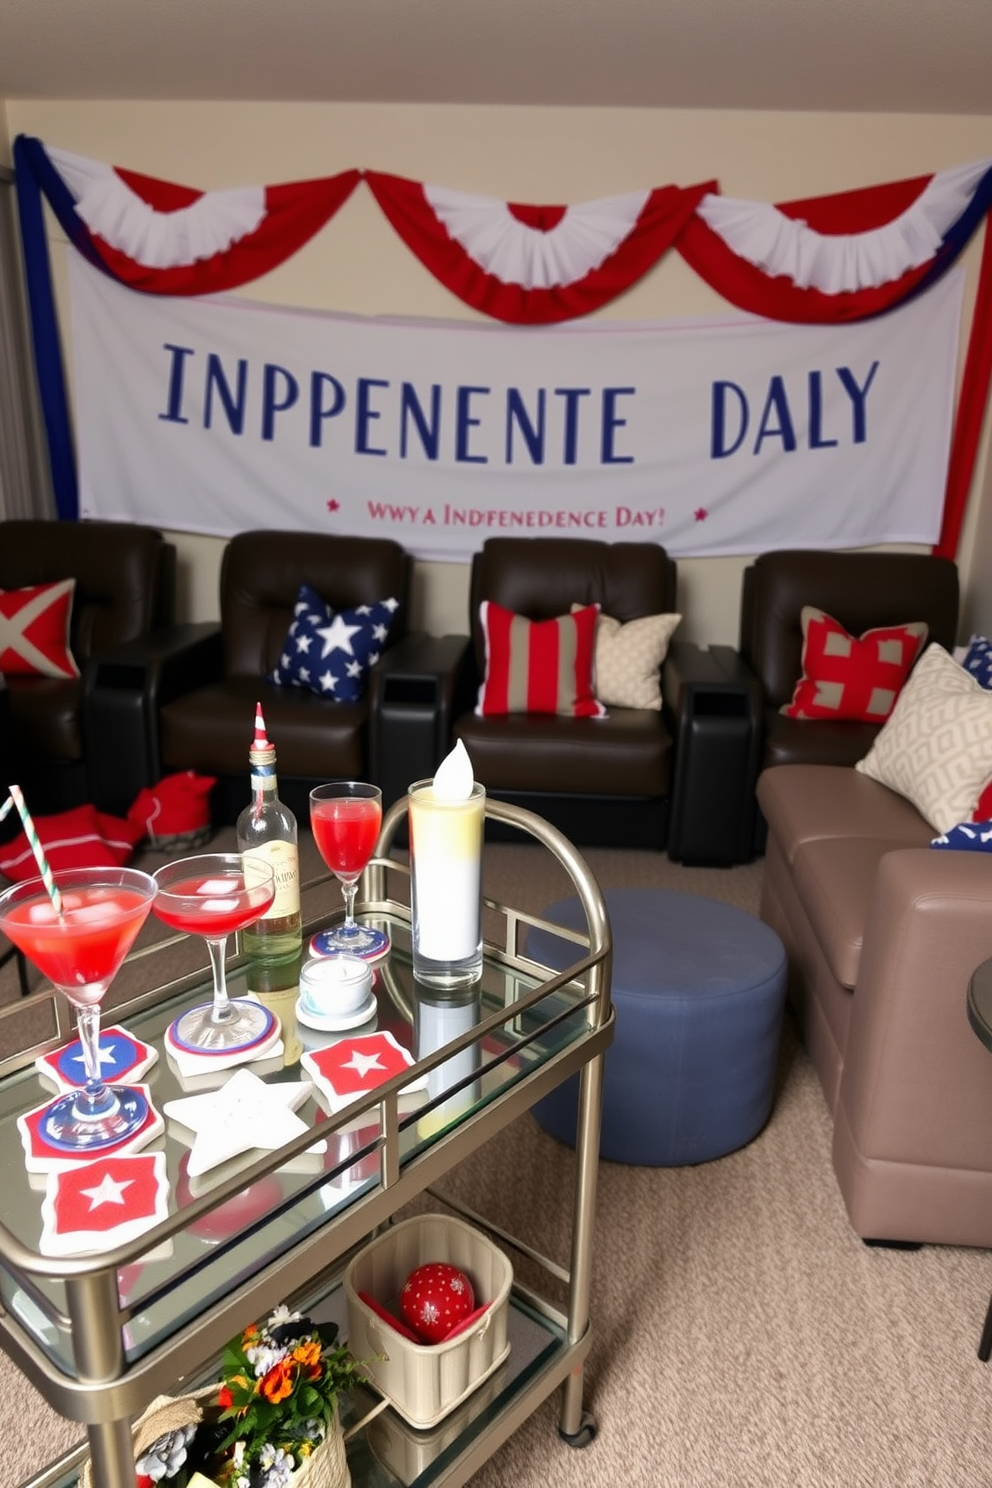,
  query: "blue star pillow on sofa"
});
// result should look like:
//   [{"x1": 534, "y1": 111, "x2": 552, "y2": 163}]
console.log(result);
[
  {"x1": 961, "y1": 634, "x2": 992, "y2": 690},
  {"x1": 268, "y1": 584, "x2": 400, "y2": 702},
  {"x1": 931, "y1": 820, "x2": 992, "y2": 852}
]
